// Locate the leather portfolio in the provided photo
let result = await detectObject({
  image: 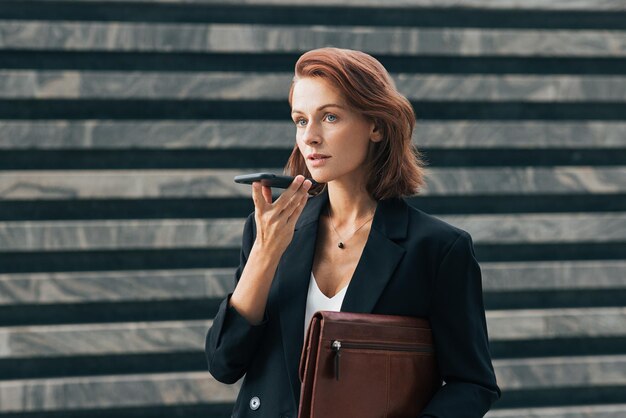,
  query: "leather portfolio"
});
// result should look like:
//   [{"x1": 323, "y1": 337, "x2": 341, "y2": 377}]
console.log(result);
[{"x1": 298, "y1": 310, "x2": 442, "y2": 418}]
